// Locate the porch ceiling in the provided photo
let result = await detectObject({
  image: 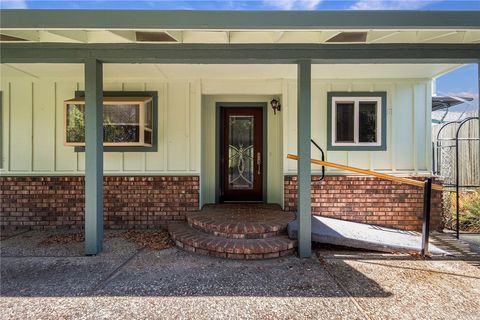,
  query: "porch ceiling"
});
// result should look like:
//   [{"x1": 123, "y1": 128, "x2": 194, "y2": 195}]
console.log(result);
[
  {"x1": 1, "y1": 29, "x2": 479, "y2": 45},
  {"x1": 1, "y1": 10, "x2": 479, "y2": 45},
  {"x1": 0, "y1": 63, "x2": 462, "y2": 80},
  {"x1": 0, "y1": 28, "x2": 480, "y2": 44}
]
